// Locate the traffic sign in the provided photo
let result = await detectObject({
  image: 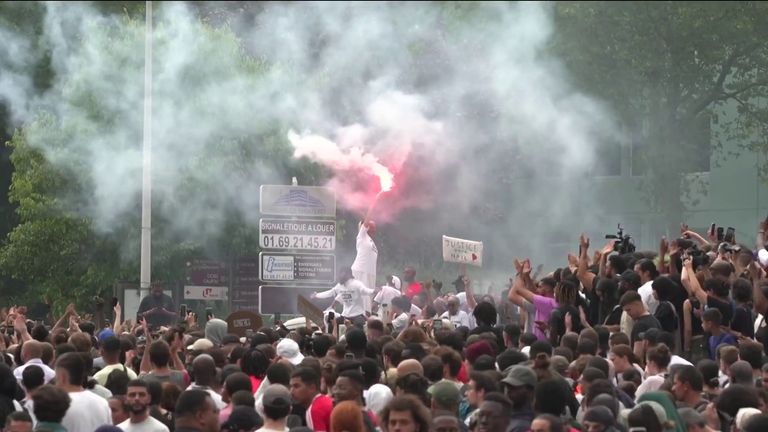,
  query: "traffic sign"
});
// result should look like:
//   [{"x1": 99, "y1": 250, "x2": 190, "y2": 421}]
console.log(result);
[
  {"x1": 258, "y1": 252, "x2": 336, "y2": 284},
  {"x1": 259, "y1": 218, "x2": 336, "y2": 251},
  {"x1": 260, "y1": 185, "x2": 336, "y2": 217},
  {"x1": 184, "y1": 285, "x2": 228, "y2": 300}
]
